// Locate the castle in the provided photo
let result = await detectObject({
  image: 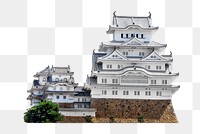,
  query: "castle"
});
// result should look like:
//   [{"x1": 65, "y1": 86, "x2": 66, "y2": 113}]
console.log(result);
[{"x1": 27, "y1": 12, "x2": 179, "y2": 122}]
